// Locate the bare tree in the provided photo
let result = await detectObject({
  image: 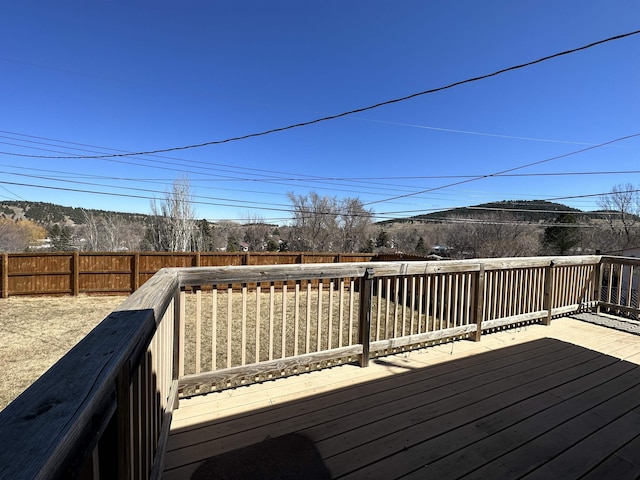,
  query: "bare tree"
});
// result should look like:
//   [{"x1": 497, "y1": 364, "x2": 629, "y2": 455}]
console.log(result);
[
  {"x1": 215, "y1": 220, "x2": 243, "y2": 252},
  {"x1": 147, "y1": 177, "x2": 197, "y2": 252},
  {"x1": 0, "y1": 219, "x2": 46, "y2": 252},
  {"x1": 81, "y1": 210, "x2": 128, "y2": 251},
  {"x1": 597, "y1": 183, "x2": 640, "y2": 249},
  {"x1": 242, "y1": 213, "x2": 272, "y2": 251},
  {"x1": 444, "y1": 212, "x2": 540, "y2": 258},
  {"x1": 81, "y1": 210, "x2": 101, "y2": 251},
  {"x1": 339, "y1": 198, "x2": 373, "y2": 253},
  {"x1": 287, "y1": 192, "x2": 339, "y2": 251}
]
